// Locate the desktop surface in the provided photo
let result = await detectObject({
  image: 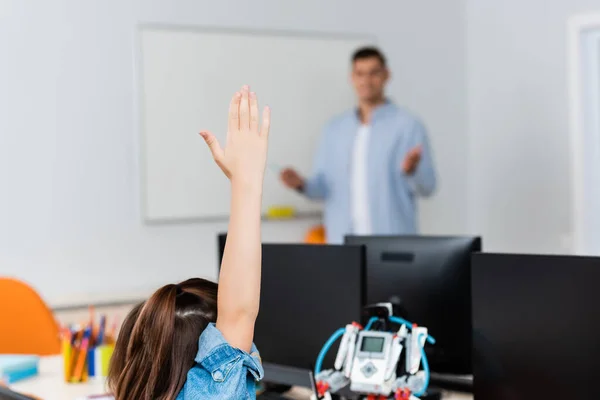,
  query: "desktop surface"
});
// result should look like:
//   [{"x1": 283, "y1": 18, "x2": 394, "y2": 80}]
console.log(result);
[
  {"x1": 10, "y1": 356, "x2": 471, "y2": 400},
  {"x1": 9, "y1": 357, "x2": 106, "y2": 400},
  {"x1": 472, "y1": 253, "x2": 600, "y2": 399}
]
